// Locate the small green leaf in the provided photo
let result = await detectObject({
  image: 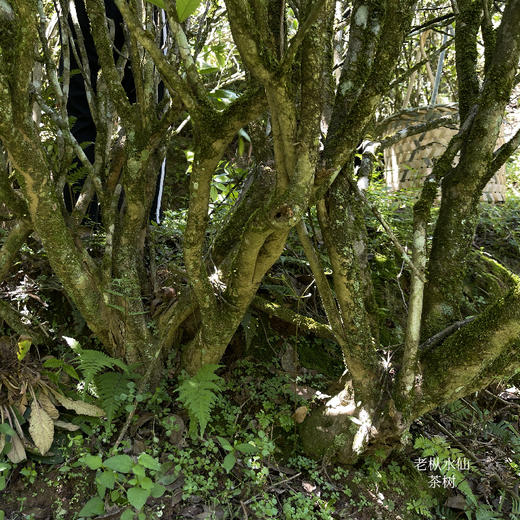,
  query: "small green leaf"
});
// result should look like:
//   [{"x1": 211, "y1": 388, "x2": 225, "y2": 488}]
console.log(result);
[
  {"x1": 106, "y1": 303, "x2": 126, "y2": 313},
  {"x1": 217, "y1": 436, "x2": 233, "y2": 452},
  {"x1": 78, "y1": 496, "x2": 105, "y2": 517},
  {"x1": 103, "y1": 288, "x2": 126, "y2": 297},
  {"x1": 80, "y1": 454, "x2": 103, "y2": 470},
  {"x1": 150, "y1": 483, "x2": 166, "y2": 498},
  {"x1": 157, "y1": 474, "x2": 176, "y2": 485},
  {"x1": 120, "y1": 510, "x2": 135, "y2": 520},
  {"x1": 222, "y1": 452, "x2": 236, "y2": 473},
  {"x1": 96, "y1": 470, "x2": 116, "y2": 490},
  {"x1": 127, "y1": 487, "x2": 150, "y2": 511},
  {"x1": 176, "y1": 0, "x2": 202, "y2": 22},
  {"x1": 132, "y1": 464, "x2": 146, "y2": 477},
  {"x1": 43, "y1": 358, "x2": 63, "y2": 368},
  {"x1": 0, "y1": 424, "x2": 16, "y2": 437},
  {"x1": 103, "y1": 454, "x2": 133, "y2": 473},
  {"x1": 137, "y1": 453, "x2": 161, "y2": 471},
  {"x1": 63, "y1": 364, "x2": 80, "y2": 380},
  {"x1": 238, "y1": 137, "x2": 245, "y2": 156},
  {"x1": 235, "y1": 442, "x2": 258, "y2": 455},
  {"x1": 139, "y1": 476, "x2": 154, "y2": 490}
]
